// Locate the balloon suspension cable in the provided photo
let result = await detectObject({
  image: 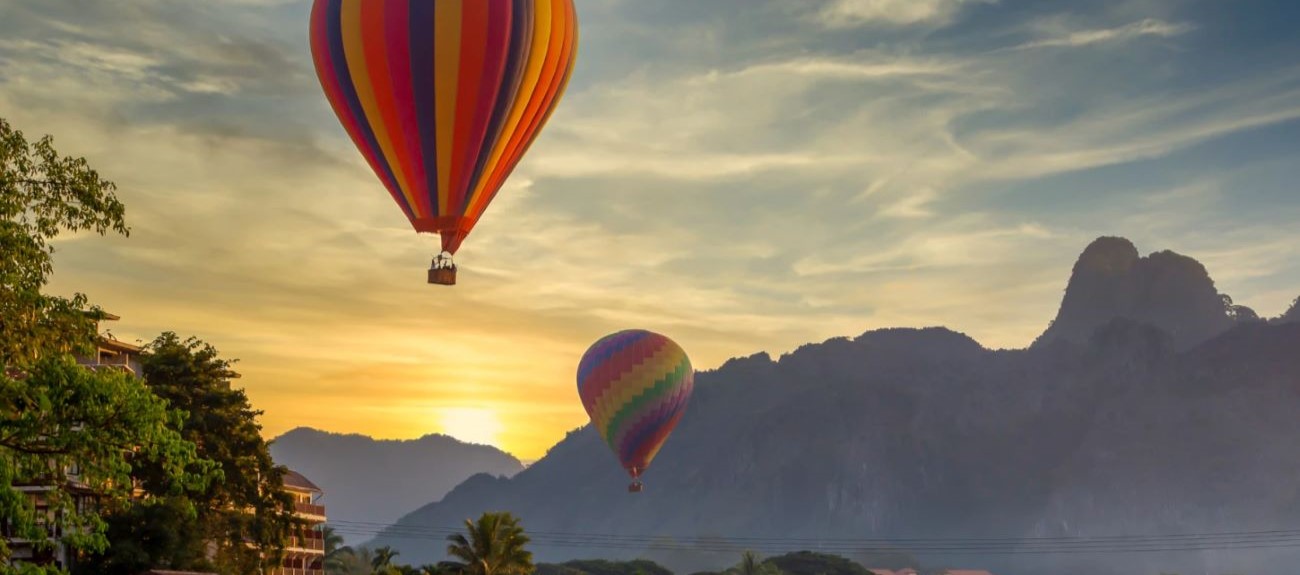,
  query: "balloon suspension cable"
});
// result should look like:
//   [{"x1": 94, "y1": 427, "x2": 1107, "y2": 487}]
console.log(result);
[{"x1": 628, "y1": 467, "x2": 644, "y2": 493}]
